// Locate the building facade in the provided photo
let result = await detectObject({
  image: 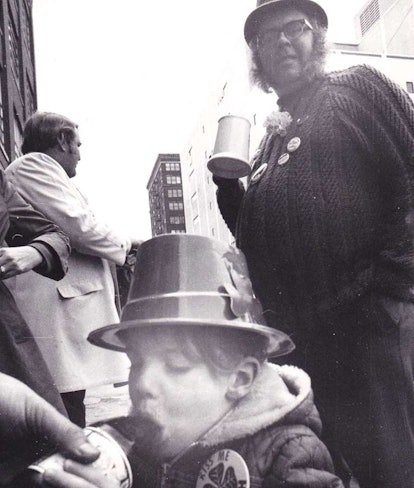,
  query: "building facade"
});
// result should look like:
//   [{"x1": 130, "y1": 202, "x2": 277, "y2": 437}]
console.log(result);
[
  {"x1": 180, "y1": 46, "x2": 253, "y2": 244},
  {"x1": 147, "y1": 153, "x2": 186, "y2": 236},
  {"x1": 0, "y1": 0, "x2": 36, "y2": 169},
  {"x1": 355, "y1": 0, "x2": 414, "y2": 56}
]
